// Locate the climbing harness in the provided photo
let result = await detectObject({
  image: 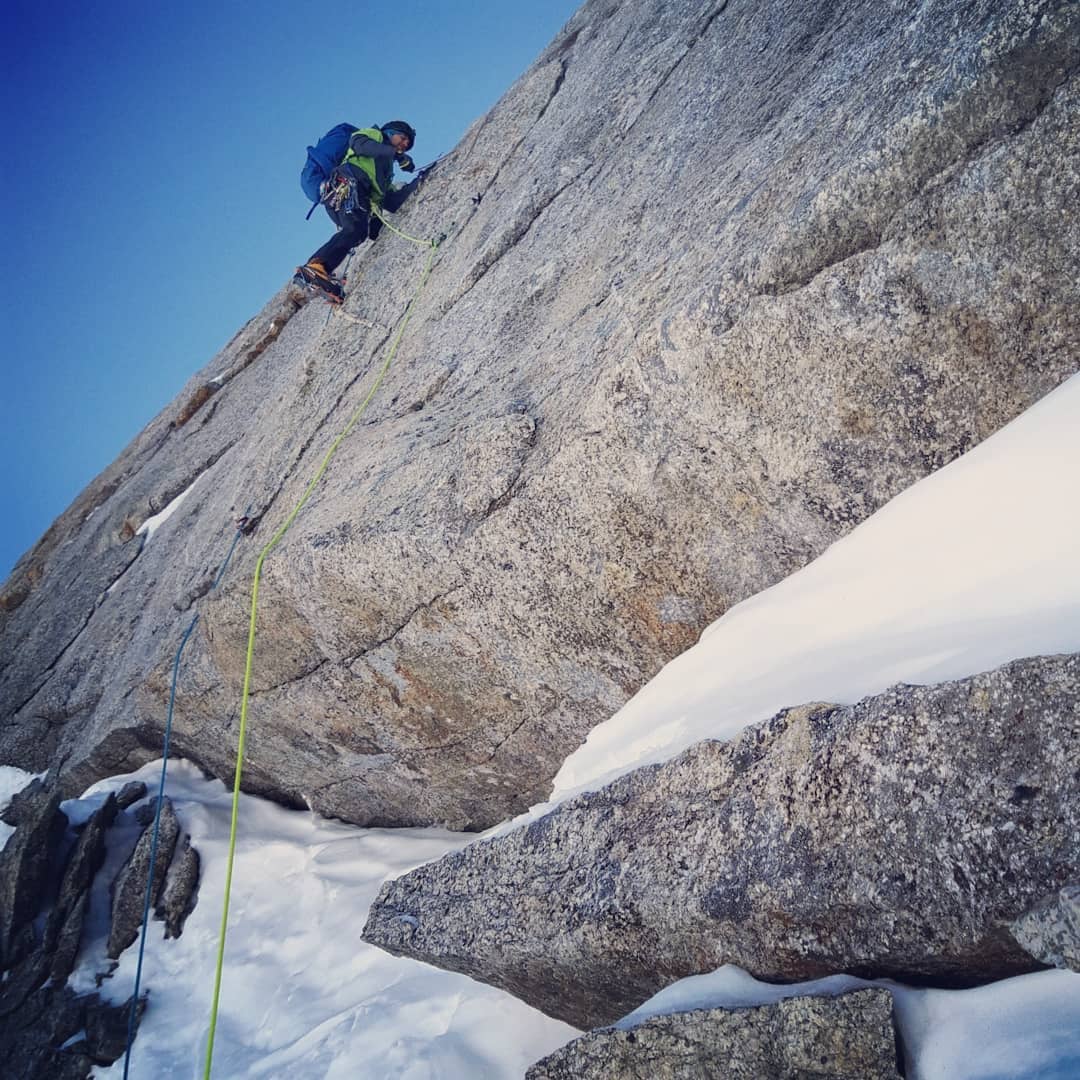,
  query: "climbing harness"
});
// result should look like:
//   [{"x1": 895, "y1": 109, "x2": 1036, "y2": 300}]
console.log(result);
[
  {"x1": 202, "y1": 215, "x2": 440, "y2": 1080},
  {"x1": 121, "y1": 510, "x2": 250, "y2": 1080}
]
